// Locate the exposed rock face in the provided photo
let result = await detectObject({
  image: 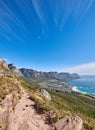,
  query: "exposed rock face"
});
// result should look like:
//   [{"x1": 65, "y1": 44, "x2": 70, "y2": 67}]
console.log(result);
[
  {"x1": 41, "y1": 89, "x2": 51, "y2": 101},
  {"x1": 19, "y1": 68, "x2": 80, "y2": 81},
  {"x1": 8, "y1": 64, "x2": 22, "y2": 76},
  {"x1": 55, "y1": 116, "x2": 83, "y2": 130},
  {"x1": 19, "y1": 68, "x2": 80, "y2": 93},
  {"x1": 8, "y1": 64, "x2": 16, "y2": 71}
]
